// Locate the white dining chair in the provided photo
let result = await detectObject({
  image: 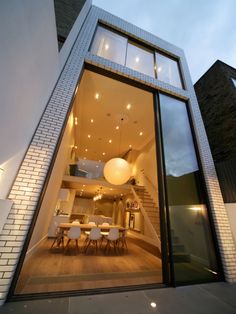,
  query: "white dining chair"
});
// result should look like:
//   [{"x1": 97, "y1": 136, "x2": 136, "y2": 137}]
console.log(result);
[
  {"x1": 104, "y1": 228, "x2": 120, "y2": 253},
  {"x1": 84, "y1": 221, "x2": 96, "y2": 242},
  {"x1": 50, "y1": 221, "x2": 64, "y2": 249},
  {"x1": 65, "y1": 226, "x2": 81, "y2": 253},
  {"x1": 118, "y1": 228, "x2": 128, "y2": 251},
  {"x1": 100, "y1": 222, "x2": 110, "y2": 248},
  {"x1": 84, "y1": 227, "x2": 101, "y2": 253}
]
